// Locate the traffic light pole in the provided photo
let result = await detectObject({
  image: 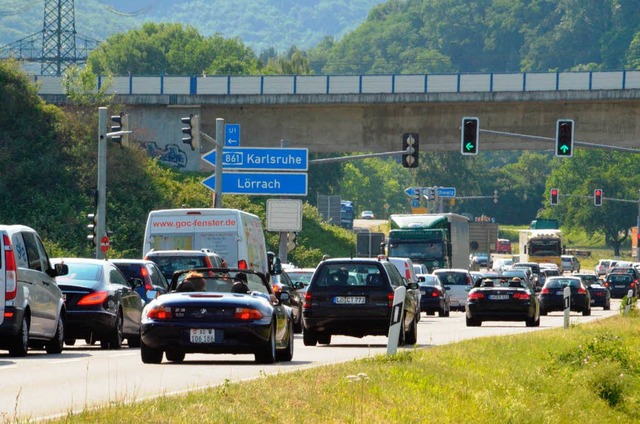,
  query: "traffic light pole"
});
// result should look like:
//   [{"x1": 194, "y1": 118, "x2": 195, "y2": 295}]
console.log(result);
[
  {"x1": 198, "y1": 118, "x2": 225, "y2": 208},
  {"x1": 96, "y1": 107, "x2": 107, "y2": 259}
]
